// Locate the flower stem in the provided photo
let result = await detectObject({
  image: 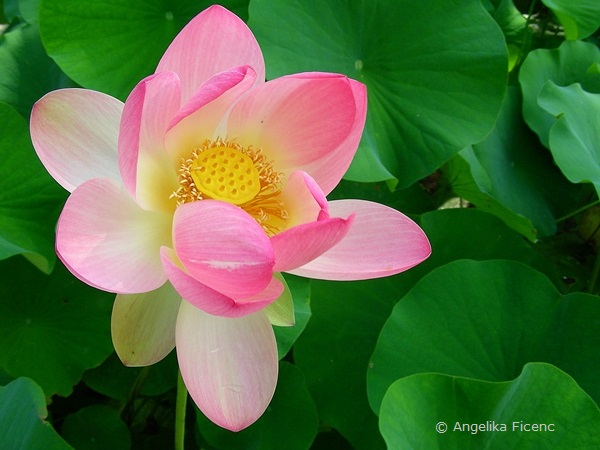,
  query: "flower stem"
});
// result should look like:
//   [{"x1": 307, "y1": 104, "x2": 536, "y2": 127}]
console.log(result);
[
  {"x1": 119, "y1": 366, "x2": 151, "y2": 420},
  {"x1": 515, "y1": 0, "x2": 538, "y2": 67},
  {"x1": 588, "y1": 251, "x2": 600, "y2": 294},
  {"x1": 175, "y1": 369, "x2": 188, "y2": 450},
  {"x1": 555, "y1": 199, "x2": 600, "y2": 223}
]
